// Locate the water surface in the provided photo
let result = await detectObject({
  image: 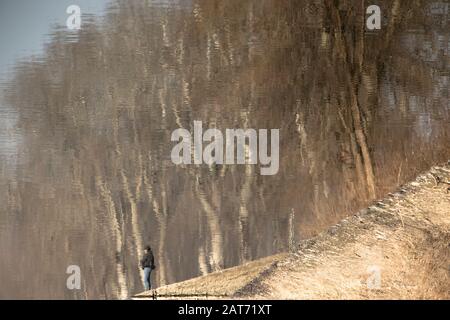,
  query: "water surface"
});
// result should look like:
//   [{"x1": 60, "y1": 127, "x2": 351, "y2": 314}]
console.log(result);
[{"x1": 0, "y1": 0, "x2": 449, "y2": 299}]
